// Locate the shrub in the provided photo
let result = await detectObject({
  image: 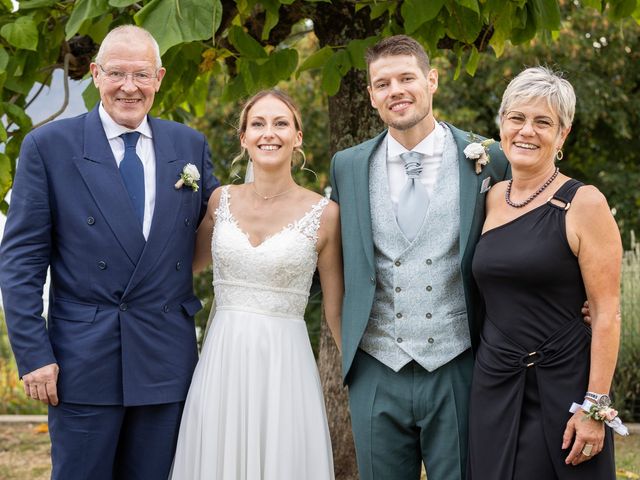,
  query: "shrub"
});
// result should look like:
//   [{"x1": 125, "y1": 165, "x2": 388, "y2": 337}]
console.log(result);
[{"x1": 612, "y1": 233, "x2": 640, "y2": 421}]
